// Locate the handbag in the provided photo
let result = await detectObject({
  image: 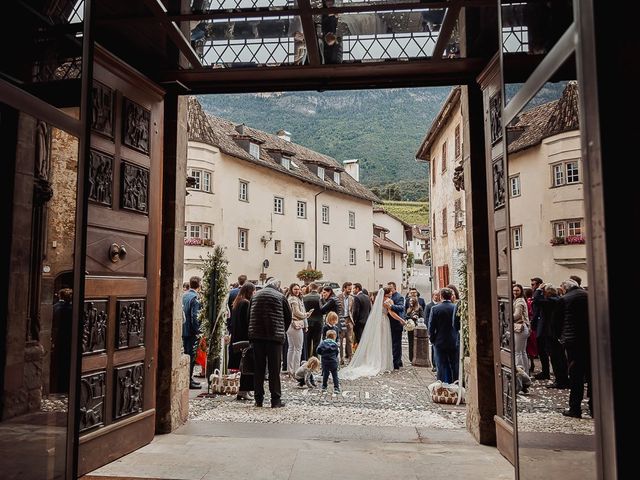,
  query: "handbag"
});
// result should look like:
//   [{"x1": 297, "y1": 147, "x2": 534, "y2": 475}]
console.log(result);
[
  {"x1": 514, "y1": 322, "x2": 525, "y2": 333},
  {"x1": 292, "y1": 320, "x2": 305, "y2": 330},
  {"x1": 209, "y1": 368, "x2": 240, "y2": 395},
  {"x1": 428, "y1": 380, "x2": 466, "y2": 405}
]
